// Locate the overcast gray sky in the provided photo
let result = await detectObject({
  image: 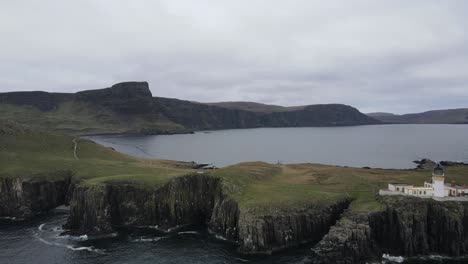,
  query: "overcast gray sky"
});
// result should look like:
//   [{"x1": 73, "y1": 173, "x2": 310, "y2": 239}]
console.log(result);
[{"x1": 1, "y1": 1, "x2": 467, "y2": 114}]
